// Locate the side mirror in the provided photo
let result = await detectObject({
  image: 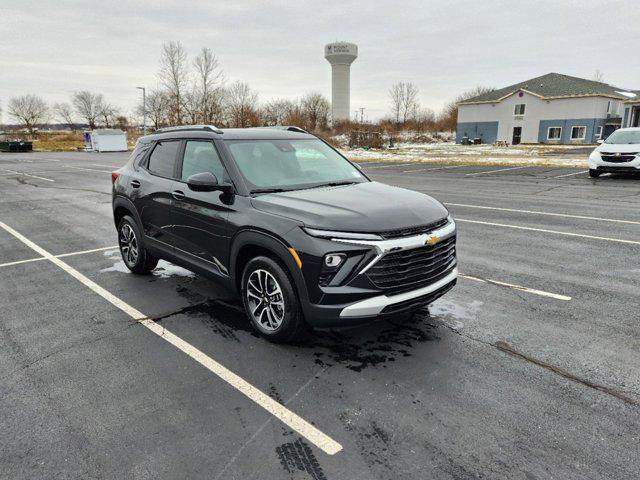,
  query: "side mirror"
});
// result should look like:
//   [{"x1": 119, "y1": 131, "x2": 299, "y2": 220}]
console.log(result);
[
  {"x1": 597, "y1": 139, "x2": 604, "y2": 144},
  {"x1": 186, "y1": 172, "x2": 233, "y2": 193}
]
